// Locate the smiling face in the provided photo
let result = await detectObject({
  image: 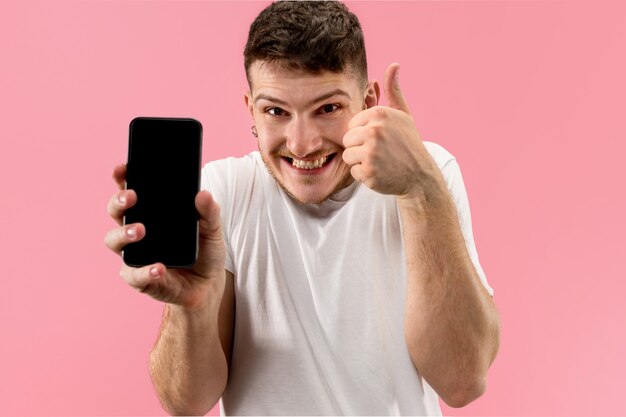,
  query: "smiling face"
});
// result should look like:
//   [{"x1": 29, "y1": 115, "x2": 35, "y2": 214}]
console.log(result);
[{"x1": 245, "y1": 61, "x2": 379, "y2": 204}]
